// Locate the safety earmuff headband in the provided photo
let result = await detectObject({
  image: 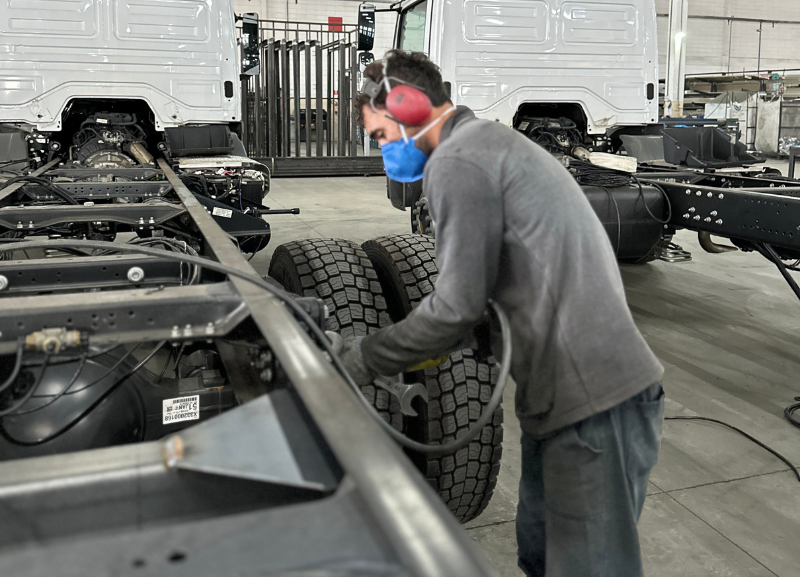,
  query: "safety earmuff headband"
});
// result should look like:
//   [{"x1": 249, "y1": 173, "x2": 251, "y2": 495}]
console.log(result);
[{"x1": 360, "y1": 60, "x2": 429, "y2": 125}]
